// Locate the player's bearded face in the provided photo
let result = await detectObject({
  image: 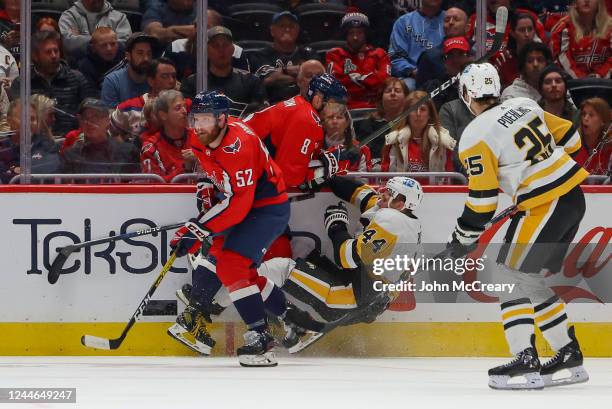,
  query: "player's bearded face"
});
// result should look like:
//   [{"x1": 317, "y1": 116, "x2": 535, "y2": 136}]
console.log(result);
[
  {"x1": 191, "y1": 113, "x2": 221, "y2": 145},
  {"x1": 377, "y1": 189, "x2": 391, "y2": 208}
]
